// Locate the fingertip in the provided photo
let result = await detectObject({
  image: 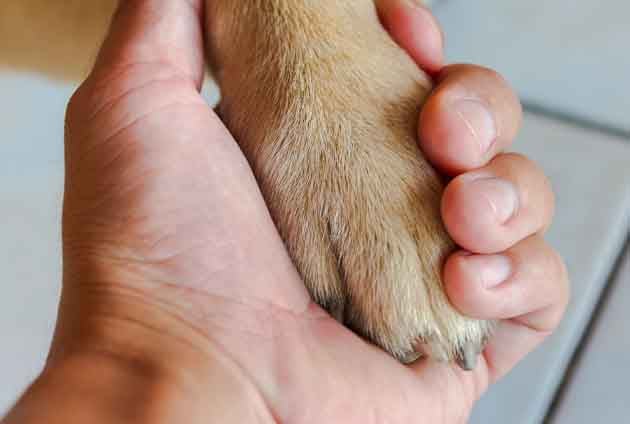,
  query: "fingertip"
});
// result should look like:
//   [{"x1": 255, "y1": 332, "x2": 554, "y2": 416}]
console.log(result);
[
  {"x1": 419, "y1": 65, "x2": 523, "y2": 175},
  {"x1": 419, "y1": 93, "x2": 494, "y2": 175},
  {"x1": 443, "y1": 251, "x2": 480, "y2": 315},
  {"x1": 442, "y1": 175, "x2": 504, "y2": 253},
  {"x1": 378, "y1": 0, "x2": 444, "y2": 73},
  {"x1": 444, "y1": 251, "x2": 513, "y2": 318},
  {"x1": 93, "y1": 0, "x2": 205, "y2": 87}
]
